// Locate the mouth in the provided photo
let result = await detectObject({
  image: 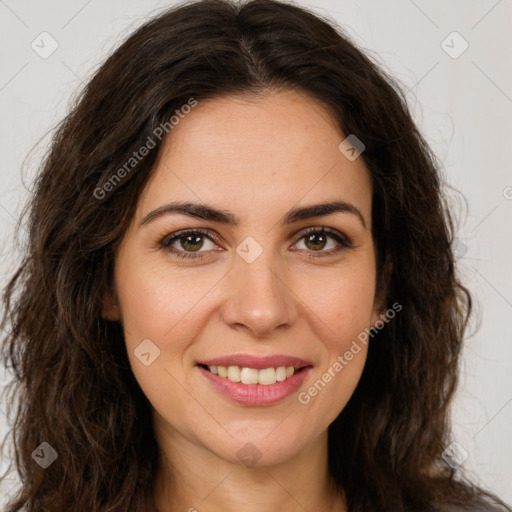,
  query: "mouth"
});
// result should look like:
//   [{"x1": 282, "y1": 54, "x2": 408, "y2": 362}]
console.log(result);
[
  {"x1": 197, "y1": 363, "x2": 310, "y2": 385},
  {"x1": 195, "y1": 354, "x2": 313, "y2": 406}
]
